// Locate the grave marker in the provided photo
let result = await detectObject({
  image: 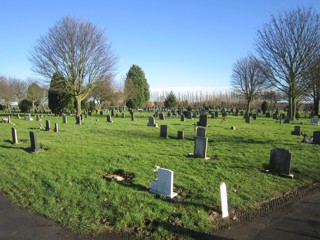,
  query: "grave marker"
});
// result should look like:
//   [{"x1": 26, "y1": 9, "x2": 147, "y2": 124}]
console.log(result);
[
  {"x1": 150, "y1": 168, "x2": 177, "y2": 199},
  {"x1": 177, "y1": 131, "x2": 184, "y2": 140},
  {"x1": 147, "y1": 117, "x2": 158, "y2": 127},
  {"x1": 45, "y1": 120, "x2": 50, "y2": 131},
  {"x1": 197, "y1": 127, "x2": 206, "y2": 138},
  {"x1": 180, "y1": 114, "x2": 185, "y2": 122},
  {"x1": 11, "y1": 127, "x2": 18, "y2": 144},
  {"x1": 291, "y1": 126, "x2": 301, "y2": 136},
  {"x1": 159, "y1": 113, "x2": 165, "y2": 120},
  {"x1": 220, "y1": 182, "x2": 229, "y2": 218},
  {"x1": 107, "y1": 115, "x2": 113, "y2": 123},
  {"x1": 54, "y1": 123, "x2": 59, "y2": 132},
  {"x1": 197, "y1": 114, "x2": 208, "y2": 127},
  {"x1": 29, "y1": 131, "x2": 42, "y2": 152},
  {"x1": 76, "y1": 115, "x2": 81, "y2": 125},
  {"x1": 313, "y1": 131, "x2": 320, "y2": 144},
  {"x1": 268, "y1": 148, "x2": 294, "y2": 178},
  {"x1": 160, "y1": 125, "x2": 168, "y2": 138},
  {"x1": 63, "y1": 115, "x2": 67, "y2": 123}
]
